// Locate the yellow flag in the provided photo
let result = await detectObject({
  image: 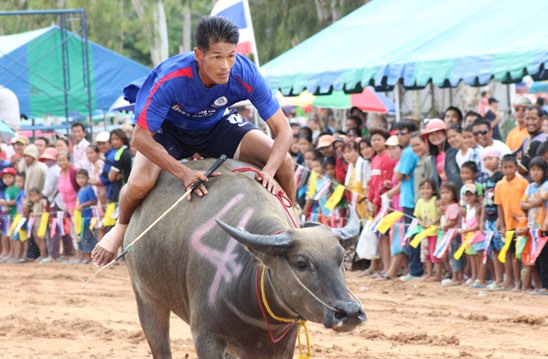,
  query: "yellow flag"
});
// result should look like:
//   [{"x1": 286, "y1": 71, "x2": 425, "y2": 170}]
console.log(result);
[
  {"x1": 410, "y1": 225, "x2": 437, "y2": 248},
  {"x1": 324, "y1": 184, "x2": 346, "y2": 211},
  {"x1": 306, "y1": 172, "x2": 318, "y2": 199},
  {"x1": 103, "y1": 203, "x2": 117, "y2": 227},
  {"x1": 18, "y1": 229, "x2": 28, "y2": 242},
  {"x1": 453, "y1": 232, "x2": 473, "y2": 260},
  {"x1": 73, "y1": 209, "x2": 82, "y2": 235},
  {"x1": 37, "y1": 213, "x2": 50, "y2": 237},
  {"x1": 377, "y1": 211, "x2": 404, "y2": 234},
  {"x1": 8, "y1": 213, "x2": 22, "y2": 237},
  {"x1": 89, "y1": 217, "x2": 98, "y2": 232},
  {"x1": 498, "y1": 230, "x2": 515, "y2": 263}
]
